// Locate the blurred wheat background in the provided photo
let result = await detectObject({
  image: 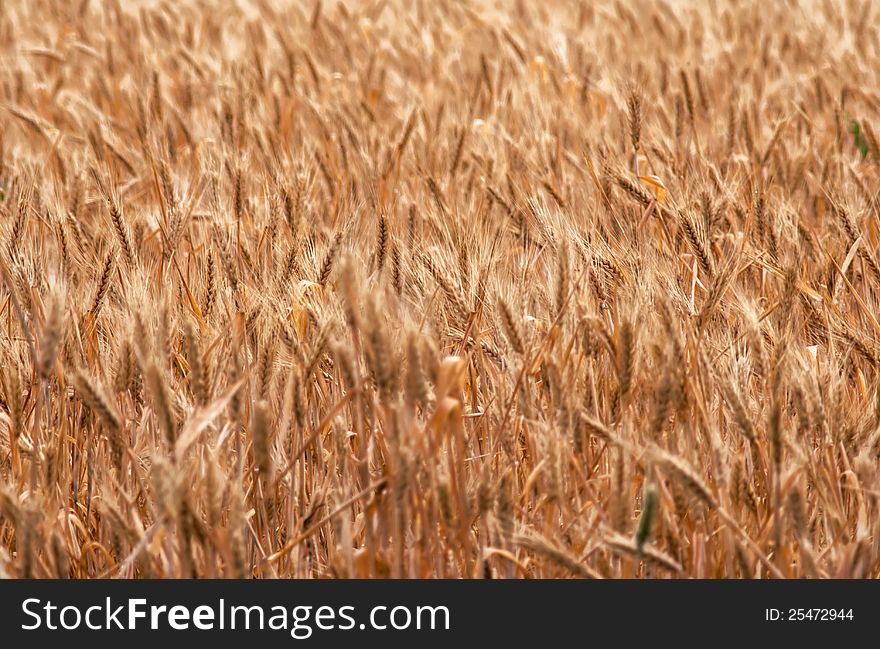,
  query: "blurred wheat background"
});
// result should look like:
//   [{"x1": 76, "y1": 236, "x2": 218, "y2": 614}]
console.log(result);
[{"x1": 1, "y1": 0, "x2": 879, "y2": 578}]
